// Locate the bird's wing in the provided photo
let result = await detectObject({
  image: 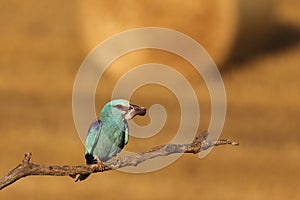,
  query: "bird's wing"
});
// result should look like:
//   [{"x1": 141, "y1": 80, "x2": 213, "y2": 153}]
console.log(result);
[{"x1": 85, "y1": 120, "x2": 102, "y2": 154}]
